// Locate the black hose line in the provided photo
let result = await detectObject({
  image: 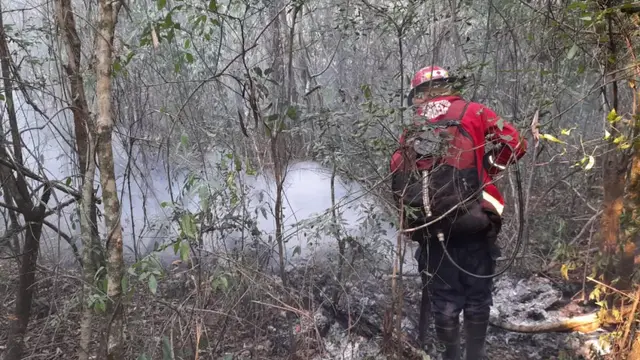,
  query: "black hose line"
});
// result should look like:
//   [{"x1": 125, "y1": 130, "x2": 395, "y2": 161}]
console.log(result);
[{"x1": 435, "y1": 144, "x2": 525, "y2": 279}]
